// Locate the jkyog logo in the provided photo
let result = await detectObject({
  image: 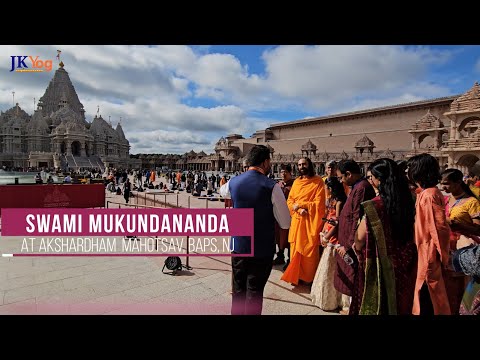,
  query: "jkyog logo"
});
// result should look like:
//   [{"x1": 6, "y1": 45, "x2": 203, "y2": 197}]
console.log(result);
[{"x1": 10, "y1": 56, "x2": 53, "y2": 72}]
